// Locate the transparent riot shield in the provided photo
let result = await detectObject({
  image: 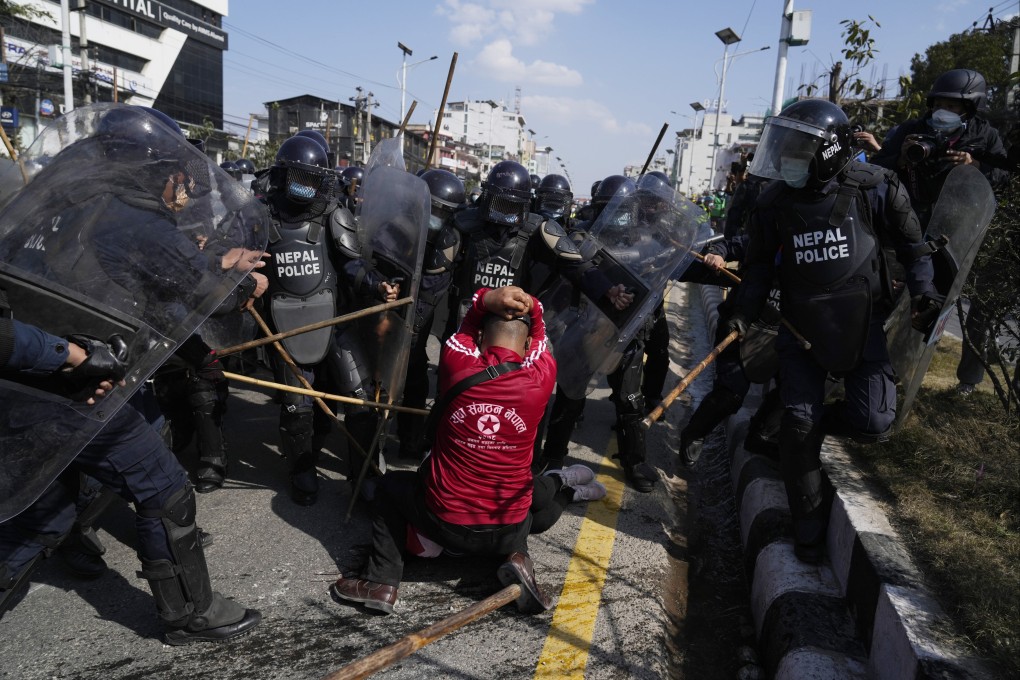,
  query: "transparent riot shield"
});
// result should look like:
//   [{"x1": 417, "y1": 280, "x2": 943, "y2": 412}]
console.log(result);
[
  {"x1": 885, "y1": 164, "x2": 996, "y2": 428},
  {"x1": 542, "y1": 180, "x2": 705, "y2": 399},
  {"x1": 0, "y1": 103, "x2": 269, "y2": 521},
  {"x1": 353, "y1": 137, "x2": 430, "y2": 403}
]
